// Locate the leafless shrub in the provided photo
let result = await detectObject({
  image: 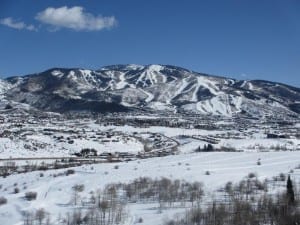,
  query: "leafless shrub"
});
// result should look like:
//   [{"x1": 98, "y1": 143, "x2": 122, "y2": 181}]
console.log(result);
[
  {"x1": 0, "y1": 197, "x2": 7, "y2": 205},
  {"x1": 14, "y1": 187, "x2": 20, "y2": 194},
  {"x1": 248, "y1": 172, "x2": 256, "y2": 179},
  {"x1": 25, "y1": 191, "x2": 37, "y2": 201},
  {"x1": 65, "y1": 169, "x2": 75, "y2": 176}
]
